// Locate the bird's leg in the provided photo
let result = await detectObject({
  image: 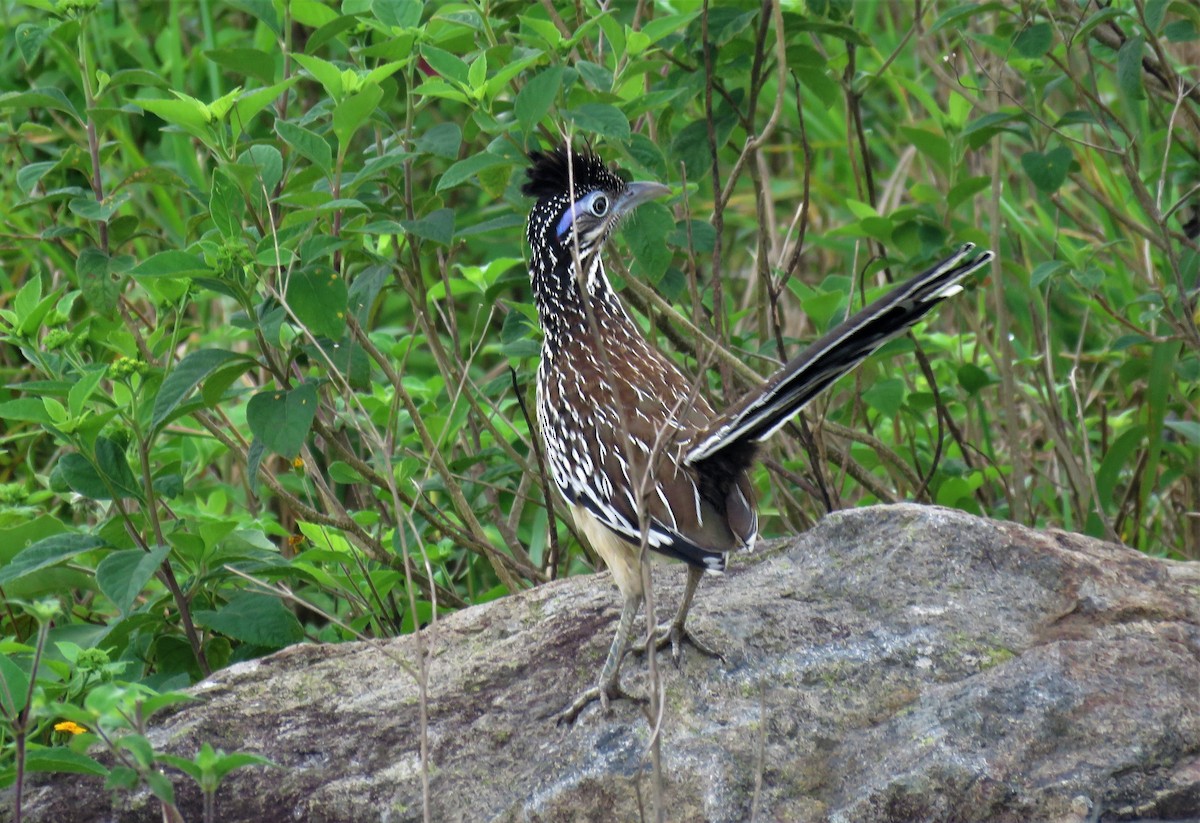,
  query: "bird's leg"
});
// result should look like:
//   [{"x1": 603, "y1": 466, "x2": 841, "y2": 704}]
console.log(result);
[
  {"x1": 557, "y1": 593, "x2": 646, "y2": 725},
  {"x1": 632, "y1": 565, "x2": 723, "y2": 665}
]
